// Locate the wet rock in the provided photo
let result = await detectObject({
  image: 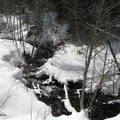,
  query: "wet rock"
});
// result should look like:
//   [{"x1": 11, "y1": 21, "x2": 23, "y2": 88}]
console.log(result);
[
  {"x1": 51, "y1": 99, "x2": 71, "y2": 116},
  {"x1": 68, "y1": 89, "x2": 80, "y2": 112},
  {"x1": 67, "y1": 81, "x2": 82, "y2": 89},
  {"x1": 34, "y1": 41, "x2": 58, "y2": 60},
  {"x1": 36, "y1": 74, "x2": 49, "y2": 81},
  {"x1": 91, "y1": 102, "x2": 120, "y2": 120},
  {"x1": 50, "y1": 78, "x2": 64, "y2": 88}
]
